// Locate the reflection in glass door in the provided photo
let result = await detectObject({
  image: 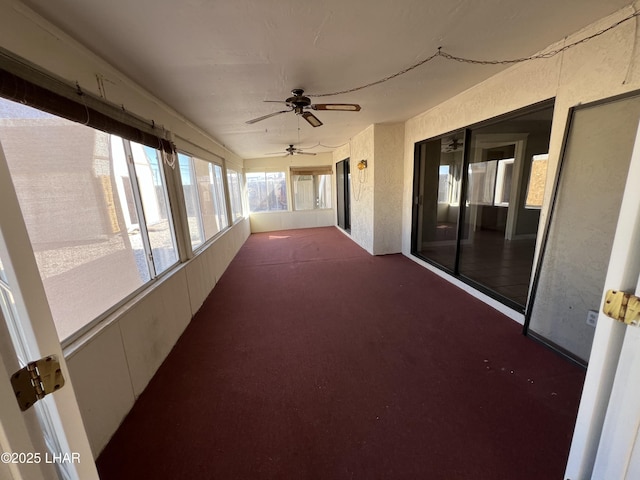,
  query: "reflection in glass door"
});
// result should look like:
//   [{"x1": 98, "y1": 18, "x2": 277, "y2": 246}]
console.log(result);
[
  {"x1": 336, "y1": 159, "x2": 351, "y2": 232},
  {"x1": 412, "y1": 133, "x2": 464, "y2": 271},
  {"x1": 411, "y1": 102, "x2": 554, "y2": 311}
]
